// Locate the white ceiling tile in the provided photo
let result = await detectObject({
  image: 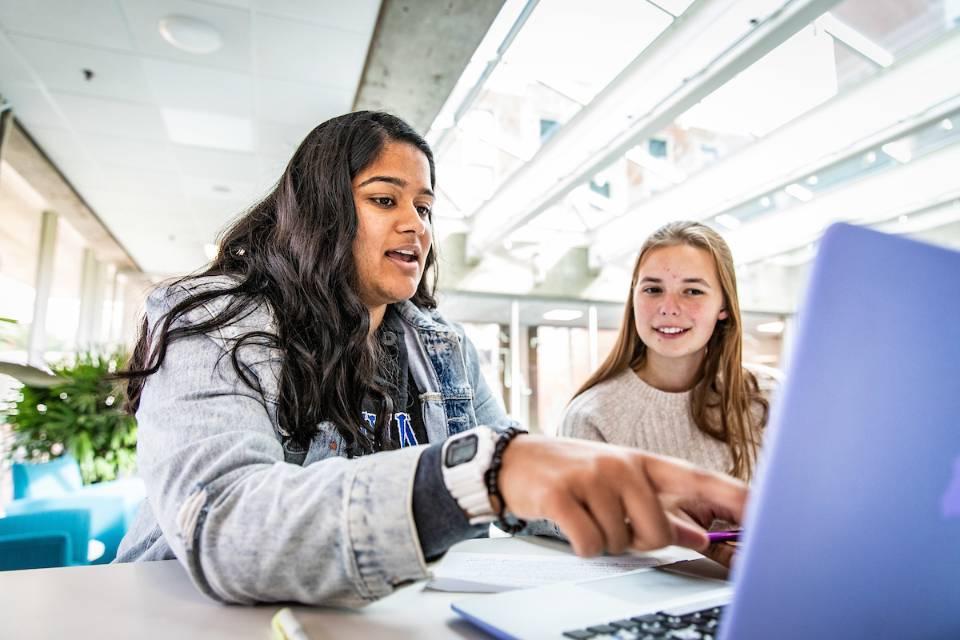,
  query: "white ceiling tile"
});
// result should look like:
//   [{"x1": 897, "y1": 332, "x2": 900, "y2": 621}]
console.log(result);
[
  {"x1": 141, "y1": 58, "x2": 252, "y2": 116},
  {"x1": 252, "y1": 0, "x2": 380, "y2": 34},
  {"x1": 0, "y1": 0, "x2": 134, "y2": 50},
  {"x1": 181, "y1": 175, "x2": 264, "y2": 203},
  {"x1": 77, "y1": 133, "x2": 179, "y2": 173},
  {"x1": 3, "y1": 83, "x2": 68, "y2": 130},
  {"x1": 171, "y1": 144, "x2": 262, "y2": 182},
  {"x1": 197, "y1": 0, "x2": 252, "y2": 10},
  {"x1": 255, "y1": 78, "x2": 351, "y2": 126},
  {"x1": 120, "y1": 0, "x2": 252, "y2": 72},
  {"x1": 0, "y1": 31, "x2": 40, "y2": 86},
  {"x1": 49, "y1": 91, "x2": 167, "y2": 140},
  {"x1": 9, "y1": 35, "x2": 152, "y2": 103},
  {"x1": 253, "y1": 14, "x2": 366, "y2": 87},
  {"x1": 256, "y1": 119, "x2": 311, "y2": 157},
  {"x1": 22, "y1": 125, "x2": 108, "y2": 192}
]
